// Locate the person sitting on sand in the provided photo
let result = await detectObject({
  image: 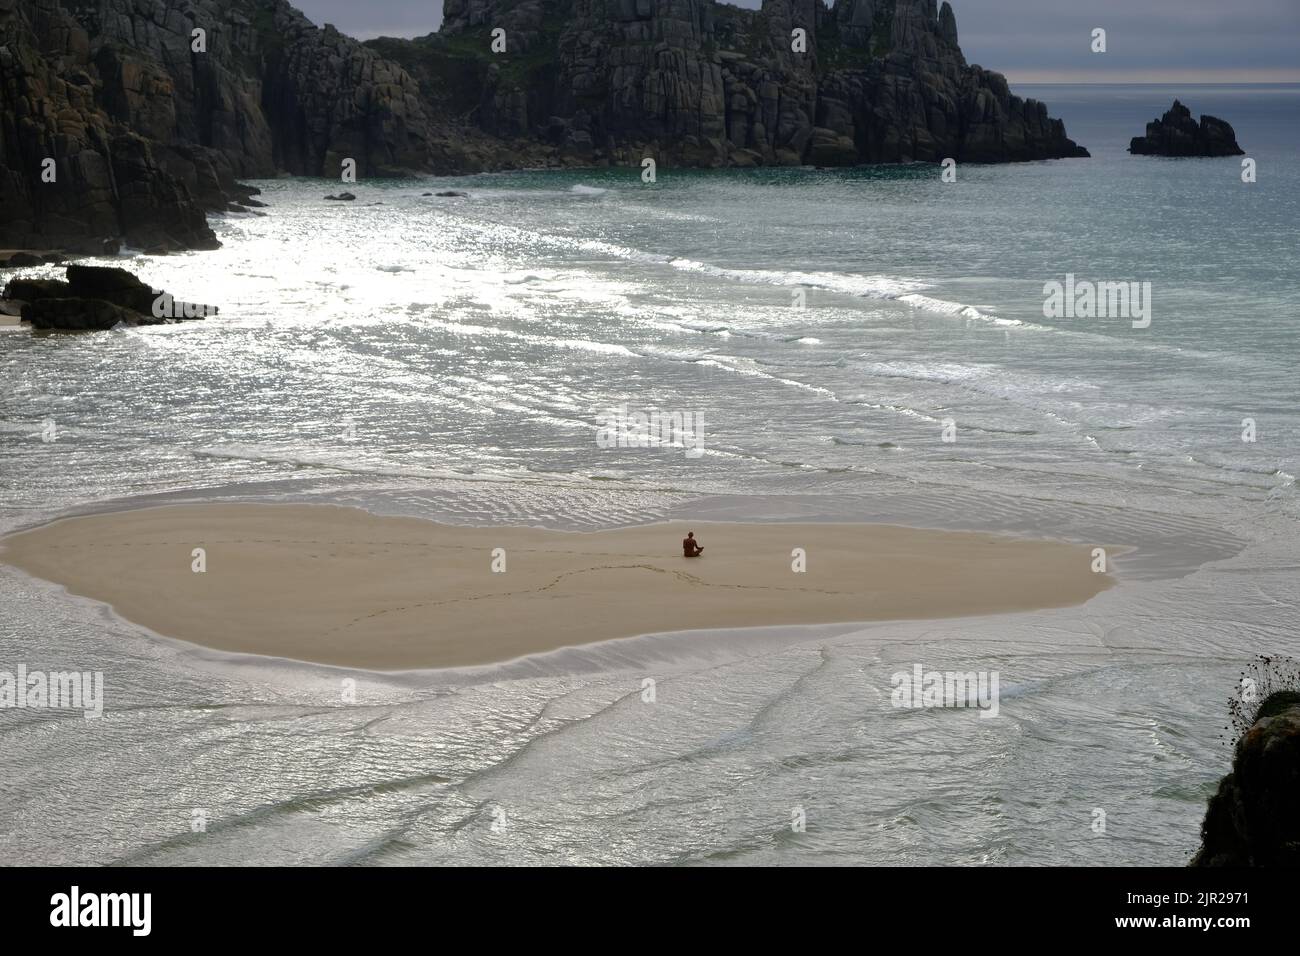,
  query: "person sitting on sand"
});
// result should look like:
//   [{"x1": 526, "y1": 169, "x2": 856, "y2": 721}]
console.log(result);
[{"x1": 682, "y1": 531, "x2": 703, "y2": 557}]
